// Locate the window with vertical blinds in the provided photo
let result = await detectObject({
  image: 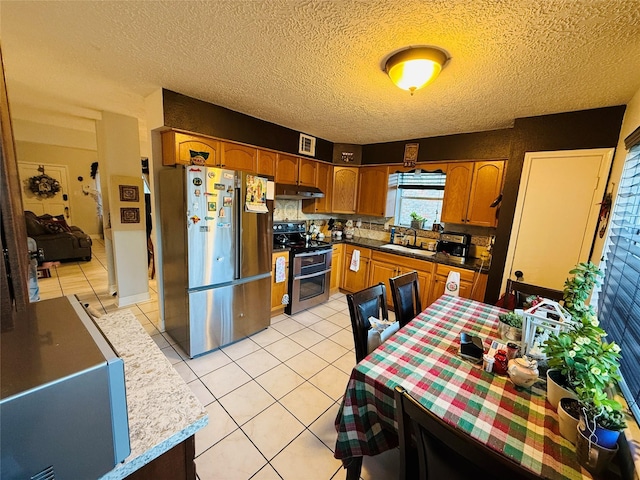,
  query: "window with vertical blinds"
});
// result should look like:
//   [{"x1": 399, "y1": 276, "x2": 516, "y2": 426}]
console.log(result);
[{"x1": 598, "y1": 137, "x2": 640, "y2": 422}]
